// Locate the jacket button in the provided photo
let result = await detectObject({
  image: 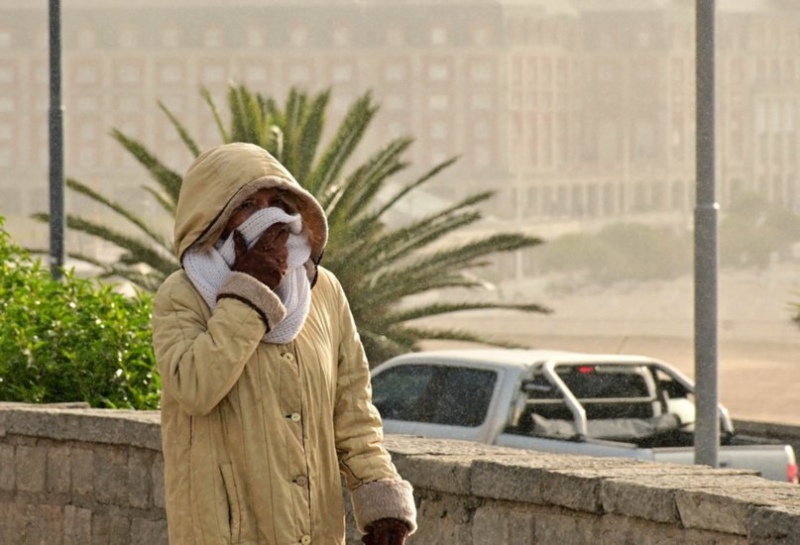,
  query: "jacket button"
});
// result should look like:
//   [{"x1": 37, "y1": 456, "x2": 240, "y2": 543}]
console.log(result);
[
  {"x1": 295, "y1": 475, "x2": 308, "y2": 487},
  {"x1": 300, "y1": 535, "x2": 312, "y2": 545},
  {"x1": 290, "y1": 412, "x2": 302, "y2": 422},
  {"x1": 283, "y1": 352, "x2": 295, "y2": 362}
]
